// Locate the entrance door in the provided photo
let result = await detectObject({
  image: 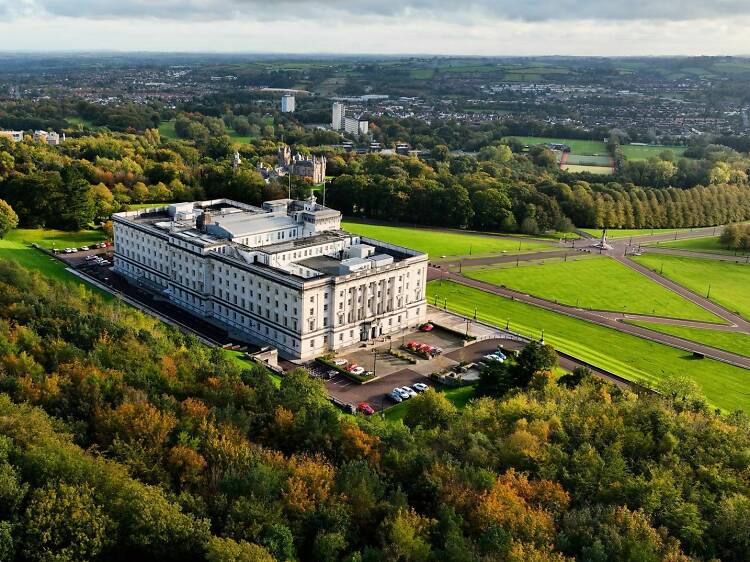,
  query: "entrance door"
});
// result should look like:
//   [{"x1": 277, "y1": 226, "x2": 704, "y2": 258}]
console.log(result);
[{"x1": 360, "y1": 325, "x2": 369, "y2": 341}]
